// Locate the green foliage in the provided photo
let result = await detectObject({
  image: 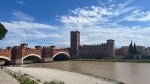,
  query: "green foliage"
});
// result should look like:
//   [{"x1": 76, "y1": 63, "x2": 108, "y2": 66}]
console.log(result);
[
  {"x1": 17, "y1": 76, "x2": 33, "y2": 84},
  {"x1": 133, "y1": 43, "x2": 139, "y2": 54},
  {"x1": 128, "y1": 40, "x2": 134, "y2": 55},
  {"x1": 44, "y1": 80, "x2": 65, "y2": 84},
  {"x1": 23, "y1": 73, "x2": 29, "y2": 76},
  {"x1": 128, "y1": 41, "x2": 139, "y2": 58},
  {"x1": 118, "y1": 82, "x2": 124, "y2": 84},
  {"x1": 8, "y1": 71, "x2": 38, "y2": 84},
  {"x1": 36, "y1": 79, "x2": 41, "y2": 82},
  {"x1": 0, "y1": 23, "x2": 8, "y2": 40}
]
